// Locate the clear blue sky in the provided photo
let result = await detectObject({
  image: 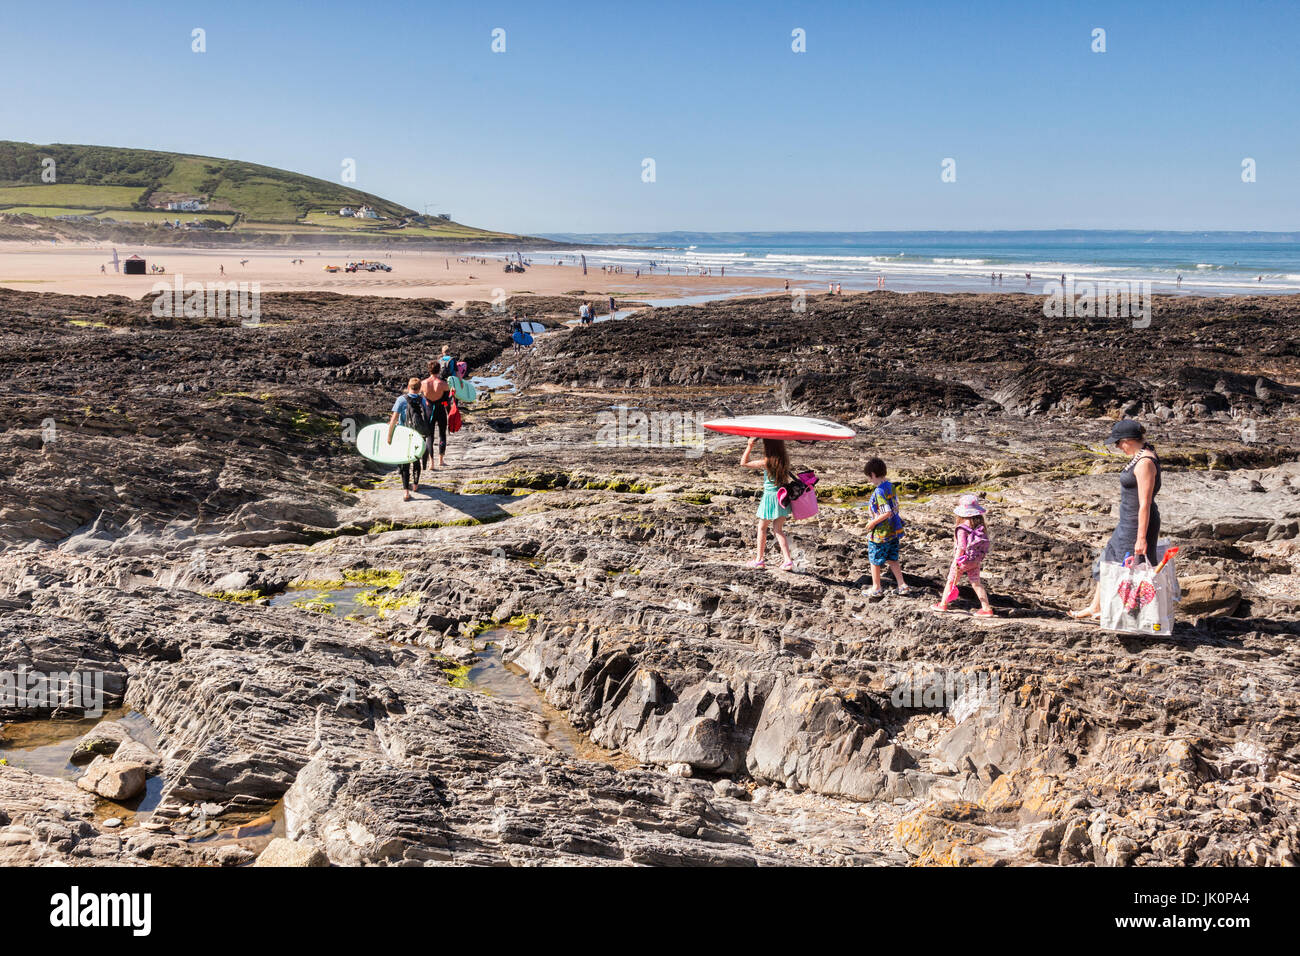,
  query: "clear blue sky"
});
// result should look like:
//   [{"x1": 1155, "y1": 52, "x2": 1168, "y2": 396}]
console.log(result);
[{"x1": 3, "y1": 0, "x2": 1296, "y2": 233}]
